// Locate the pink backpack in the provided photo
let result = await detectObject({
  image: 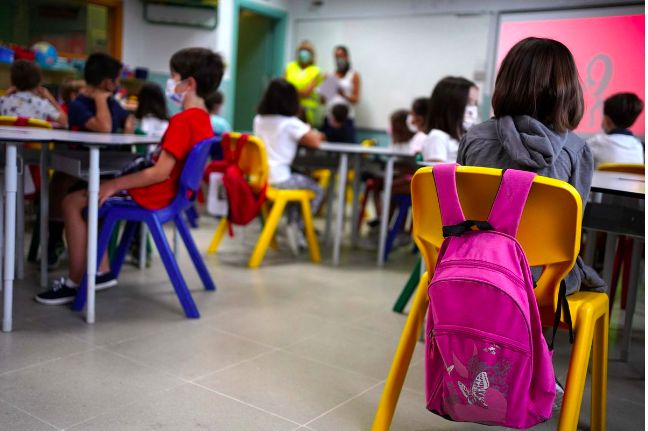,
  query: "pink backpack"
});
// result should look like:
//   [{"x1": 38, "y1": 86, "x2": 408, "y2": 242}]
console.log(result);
[{"x1": 425, "y1": 164, "x2": 562, "y2": 428}]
